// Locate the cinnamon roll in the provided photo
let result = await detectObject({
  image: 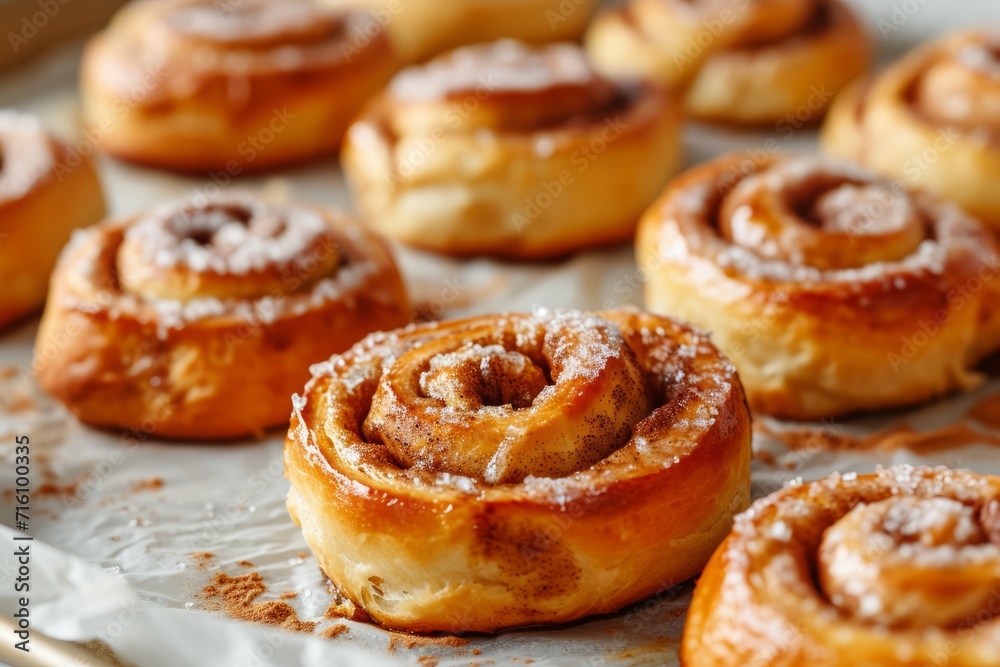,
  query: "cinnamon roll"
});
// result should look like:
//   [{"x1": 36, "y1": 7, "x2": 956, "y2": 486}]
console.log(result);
[
  {"x1": 342, "y1": 40, "x2": 683, "y2": 259},
  {"x1": 80, "y1": 0, "x2": 397, "y2": 172},
  {"x1": 323, "y1": 0, "x2": 599, "y2": 63},
  {"x1": 35, "y1": 192, "x2": 408, "y2": 440},
  {"x1": 636, "y1": 153, "x2": 1000, "y2": 420},
  {"x1": 285, "y1": 308, "x2": 751, "y2": 632},
  {"x1": 0, "y1": 112, "x2": 105, "y2": 329},
  {"x1": 822, "y1": 30, "x2": 1000, "y2": 232},
  {"x1": 586, "y1": 0, "x2": 870, "y2": 125},
  {"x1": 684, "y1": 466, "x2": 1000, "y2": 667}
]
